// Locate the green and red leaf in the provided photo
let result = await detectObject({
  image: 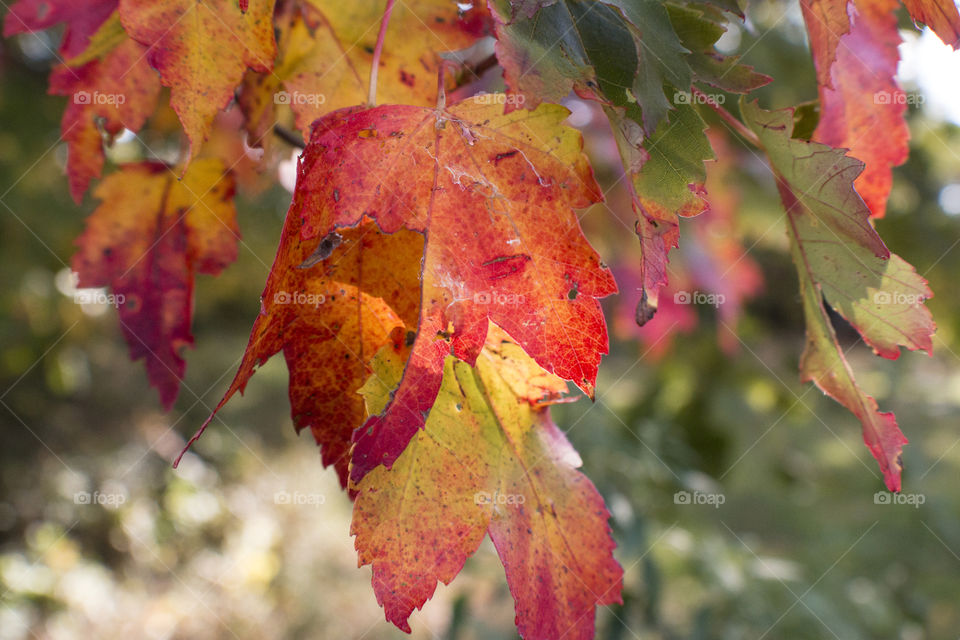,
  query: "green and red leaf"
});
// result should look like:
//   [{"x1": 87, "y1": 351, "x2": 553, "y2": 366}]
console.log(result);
[{"x1": 744, "y1": 100, "x2": 934, "y2": 491}]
